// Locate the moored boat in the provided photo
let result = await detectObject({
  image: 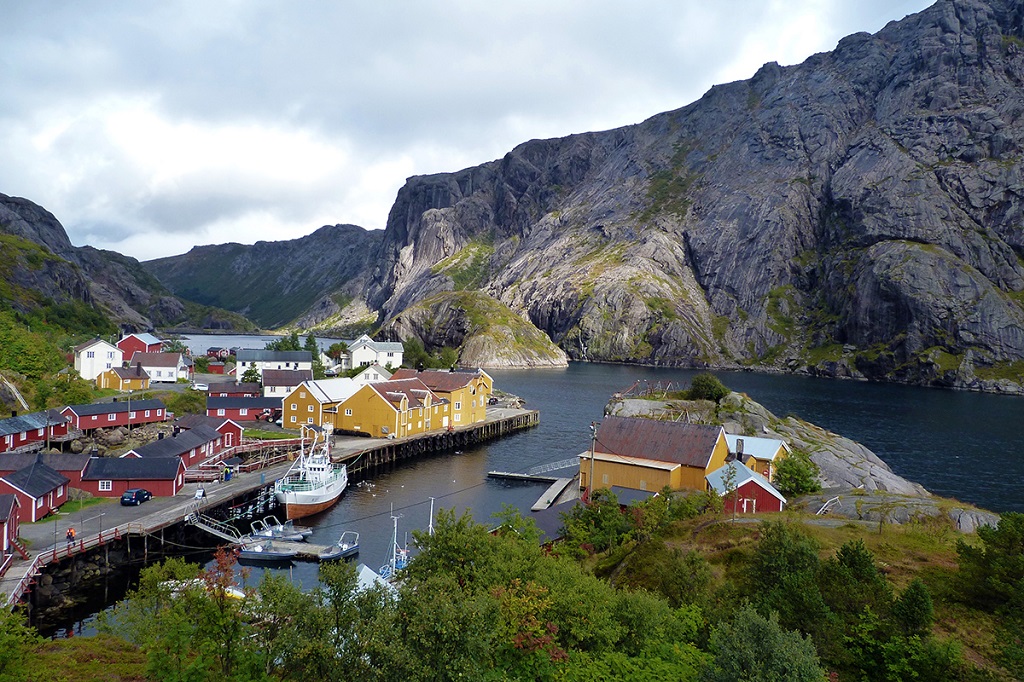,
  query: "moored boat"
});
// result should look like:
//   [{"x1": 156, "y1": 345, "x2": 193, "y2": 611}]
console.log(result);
[
  {"x1": 250, "y1": 515, "x2": 312, "y2": 541},
  {"x1": 318, "y1": 530, "x2": 359, "y2": 561},
  {"x1": 274, "y1": 424, "x2": 348, "y2": 520},
  {"x1": 237, "y1": 539, "x2": 298, "y2": 564}
]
